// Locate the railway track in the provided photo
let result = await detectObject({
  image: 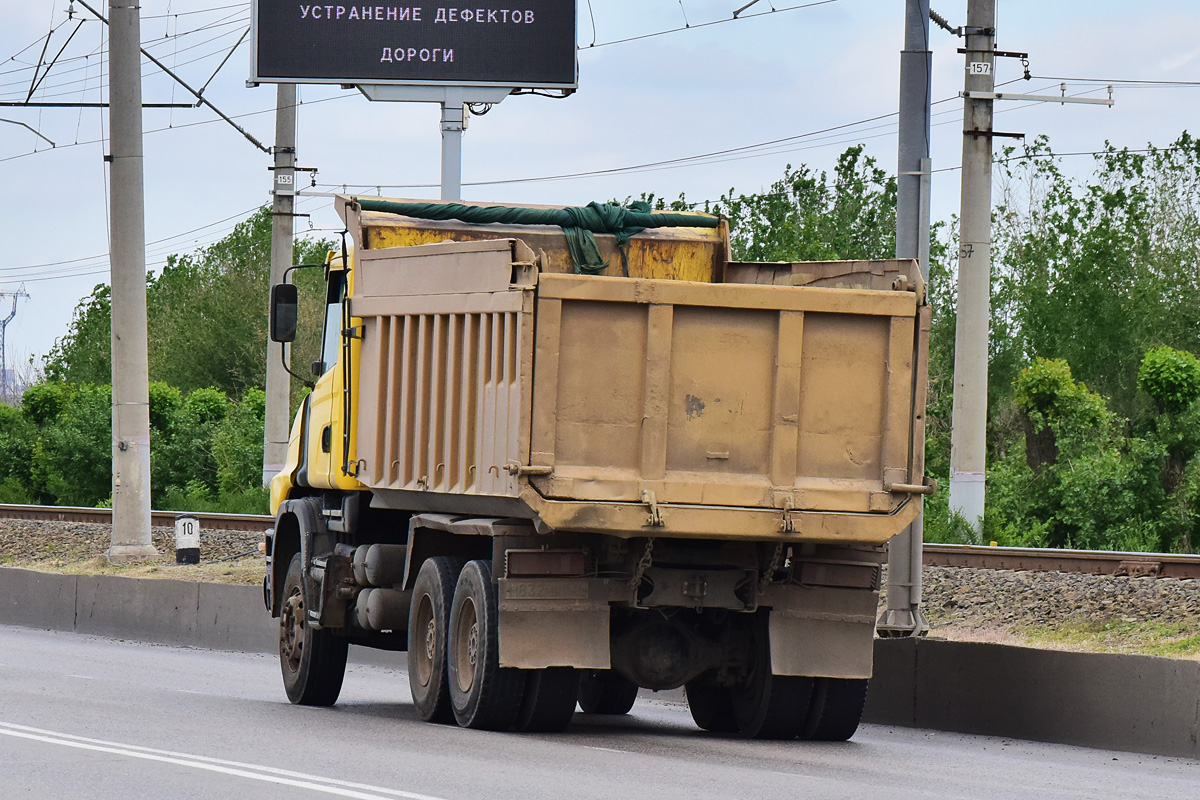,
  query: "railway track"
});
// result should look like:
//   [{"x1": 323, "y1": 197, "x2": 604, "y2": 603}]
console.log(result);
[
  {"x1": 0, "y1": 503, "x2": 1197, "y2": 579},
  {"x1": 922, "y1": 543, "x2": 1200, "y2": 580},
  {"x1": 0, "y1": 503, "x2": 271, "y2": 534}
]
